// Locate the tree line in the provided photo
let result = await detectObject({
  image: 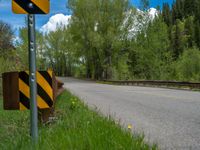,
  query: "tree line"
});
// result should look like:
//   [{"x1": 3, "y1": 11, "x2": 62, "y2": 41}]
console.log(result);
[{"x1": 0, "y1": 0, "x2": 200, "y2": 83}]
